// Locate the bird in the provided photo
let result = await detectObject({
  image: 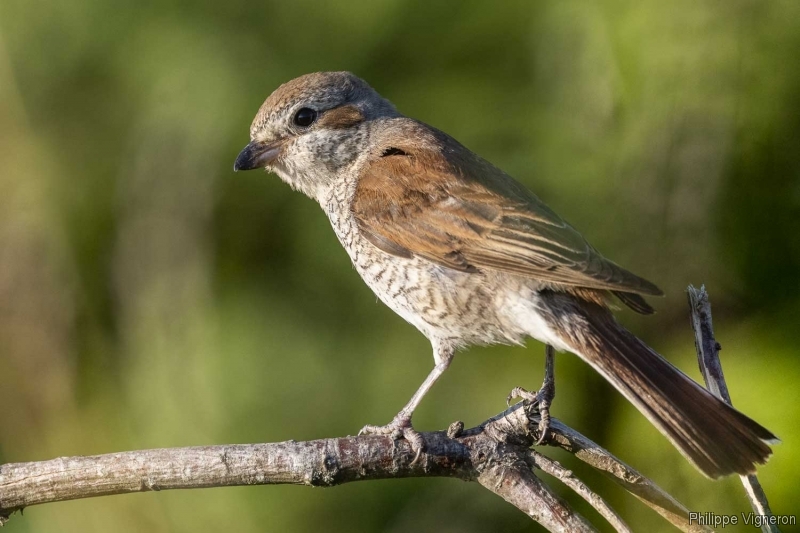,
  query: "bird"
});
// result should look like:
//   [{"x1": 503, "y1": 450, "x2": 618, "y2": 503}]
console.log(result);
[{"x1": 233, "y1": 71, "x2": 777, "y2": 478}]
